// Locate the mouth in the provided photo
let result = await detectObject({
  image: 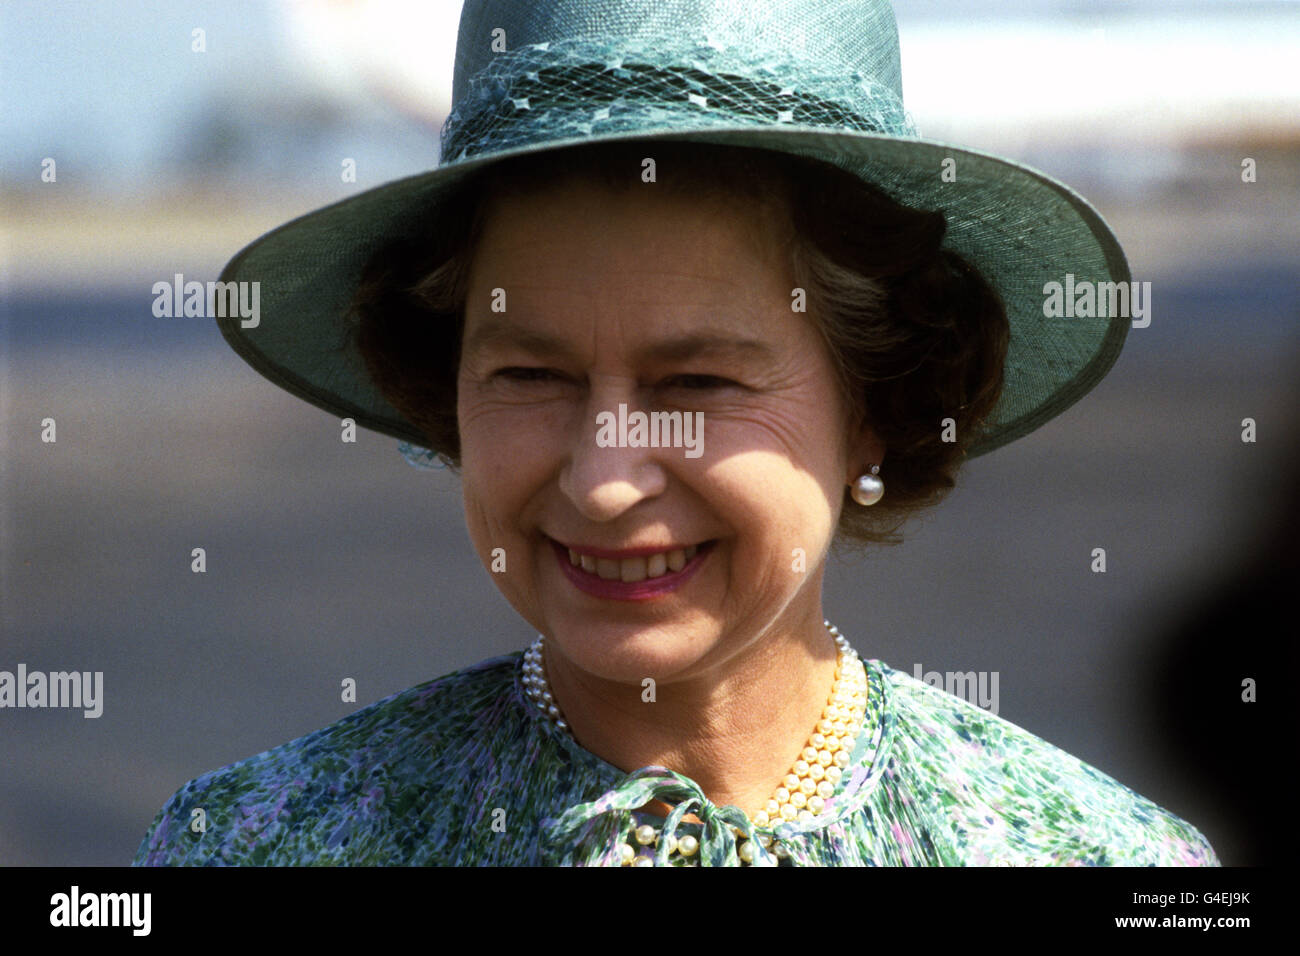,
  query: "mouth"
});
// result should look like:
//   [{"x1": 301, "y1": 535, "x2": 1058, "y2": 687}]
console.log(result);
[
  {"x1": 555, "y1": 539, "x2": 715, "y2": 582},
  {"x1": 548, "y1": 537, "x2": 717, "y2": 600}
]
